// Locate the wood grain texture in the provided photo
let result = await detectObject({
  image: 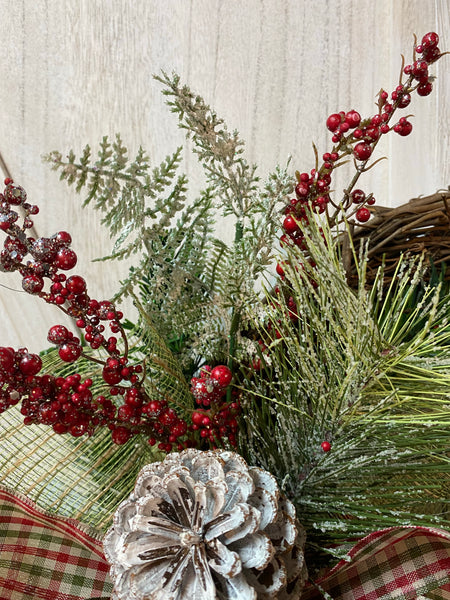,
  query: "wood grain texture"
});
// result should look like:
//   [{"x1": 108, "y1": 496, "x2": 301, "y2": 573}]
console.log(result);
[{"x1": 0, "y1": 0, "x2": 448, "y2": 349}]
